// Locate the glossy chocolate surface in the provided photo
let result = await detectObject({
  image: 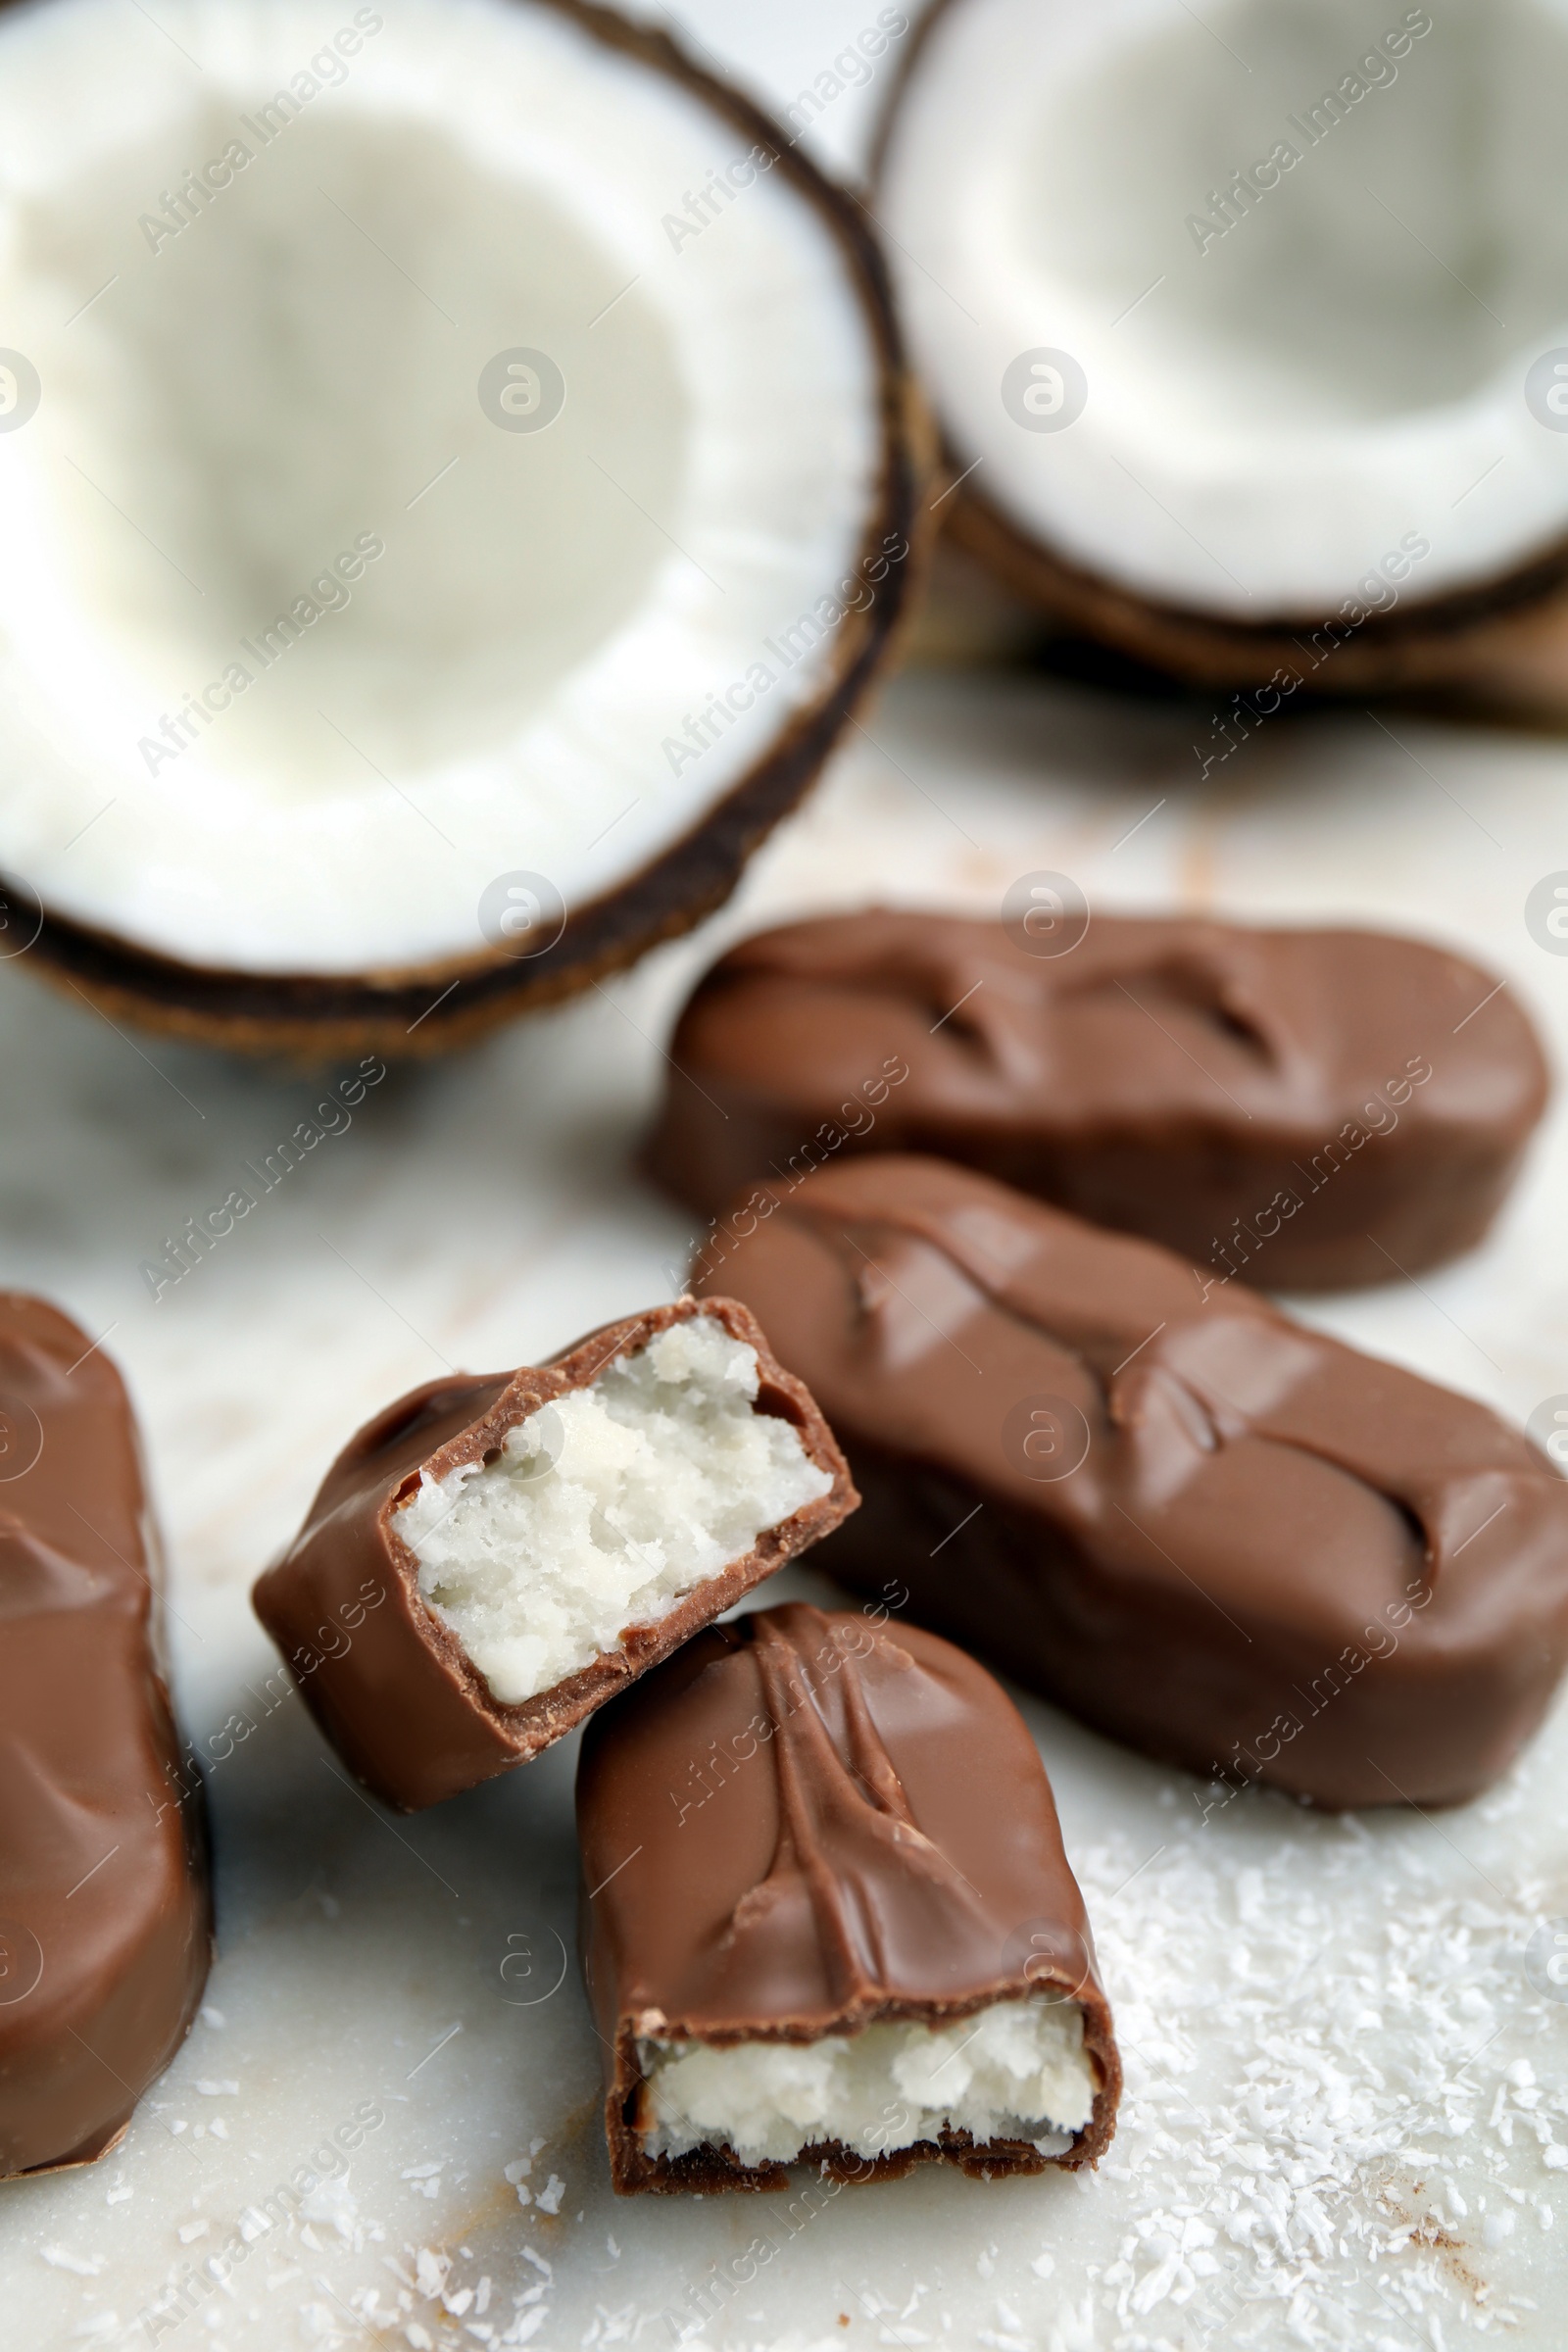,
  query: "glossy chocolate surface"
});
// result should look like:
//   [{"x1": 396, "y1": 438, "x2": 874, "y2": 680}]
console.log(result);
[
  {"x1": 0, "y1": 1296, "x2": 210, "y2": 2178},
  {"x1": 252, "y1": 1298, "x2": 856, "y2": 1813},
  {"x1": 650, "y1": 908, "x2": 1549, "y2": 1290},
  {"x1": 577, "y1": 1601, "x2": 1120, "y2": 2192},
  {"x1": 692, "y1": 1157, "x2": 1568, "y2": 1810}
]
